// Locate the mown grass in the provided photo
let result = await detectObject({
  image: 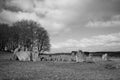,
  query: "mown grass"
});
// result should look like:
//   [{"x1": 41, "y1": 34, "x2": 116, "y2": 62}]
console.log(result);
[{"x1": 0, "y1": 53, "x2": 120, "y2": 80}]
